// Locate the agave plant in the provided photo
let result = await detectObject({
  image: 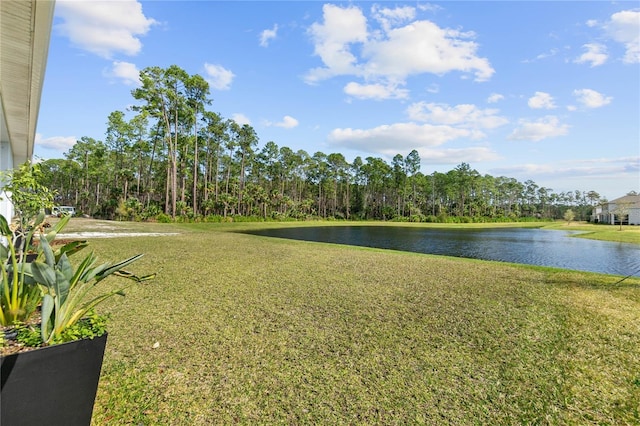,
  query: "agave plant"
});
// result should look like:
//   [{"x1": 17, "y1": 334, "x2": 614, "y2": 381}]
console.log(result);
[
  {"x1": 30, "y1": 235, "x2": 155, "y2": 344},
  {"x1": 0, "y1": 213, "x2": 88, "y2": 327}
]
